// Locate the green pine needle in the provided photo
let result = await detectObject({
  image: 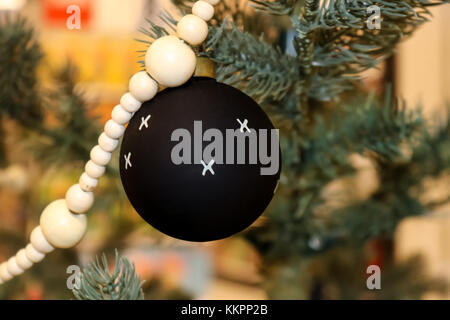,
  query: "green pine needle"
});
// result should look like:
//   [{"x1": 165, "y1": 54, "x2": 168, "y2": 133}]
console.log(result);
[{"x1": 73, "y1": 250, "x2": 145, "y2": 300}]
